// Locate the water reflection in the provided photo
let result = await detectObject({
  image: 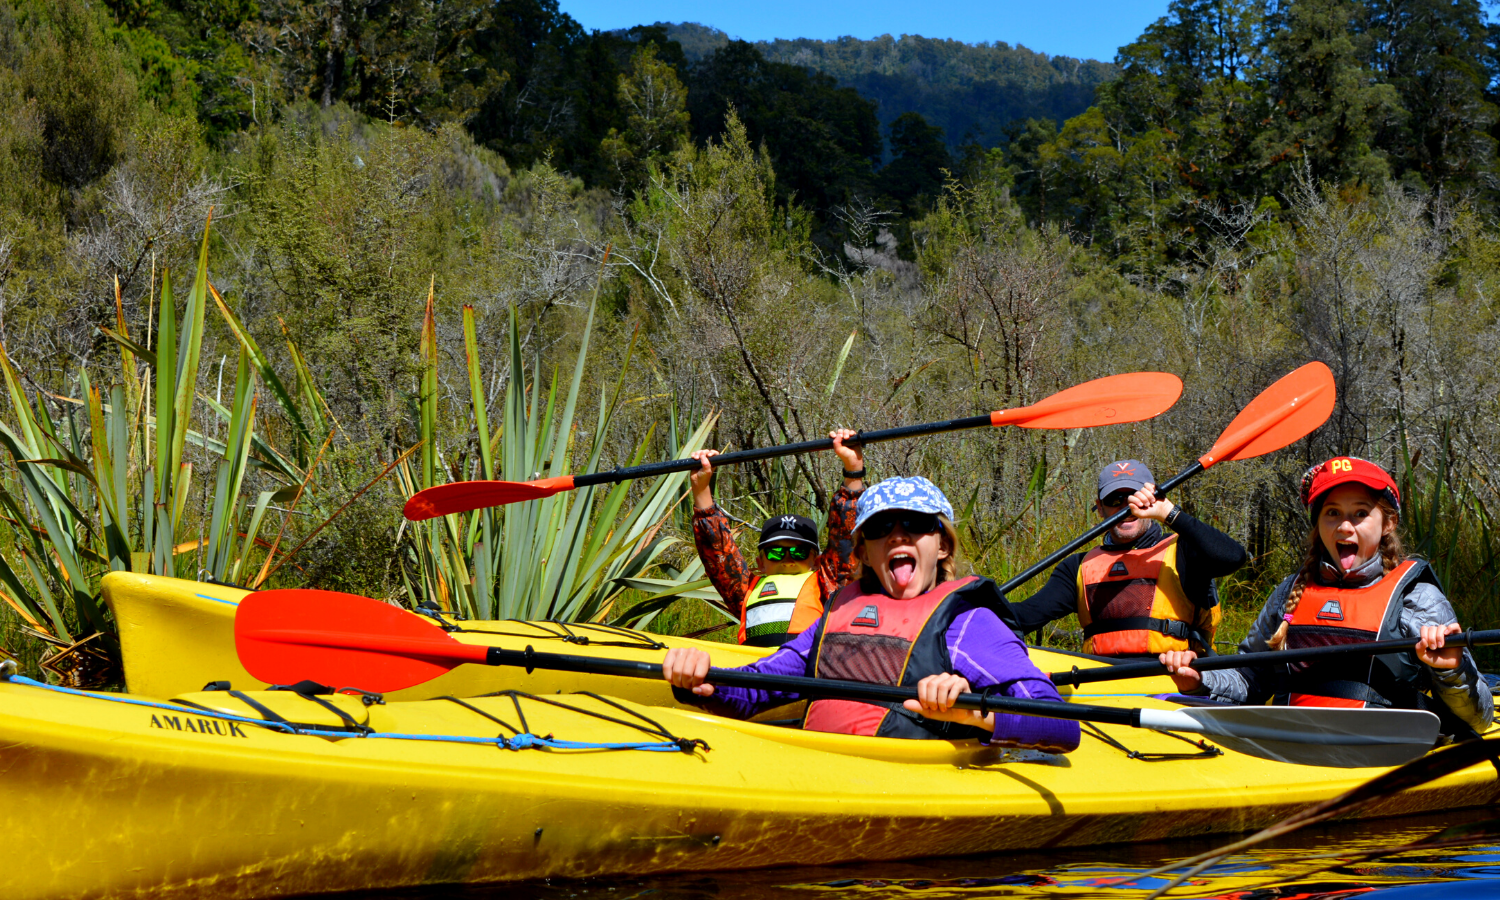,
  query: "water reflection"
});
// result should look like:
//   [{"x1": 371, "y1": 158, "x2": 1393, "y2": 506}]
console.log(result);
[{"x1": 323, "y1": 810, "x2": 1500, "y2": 900}]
